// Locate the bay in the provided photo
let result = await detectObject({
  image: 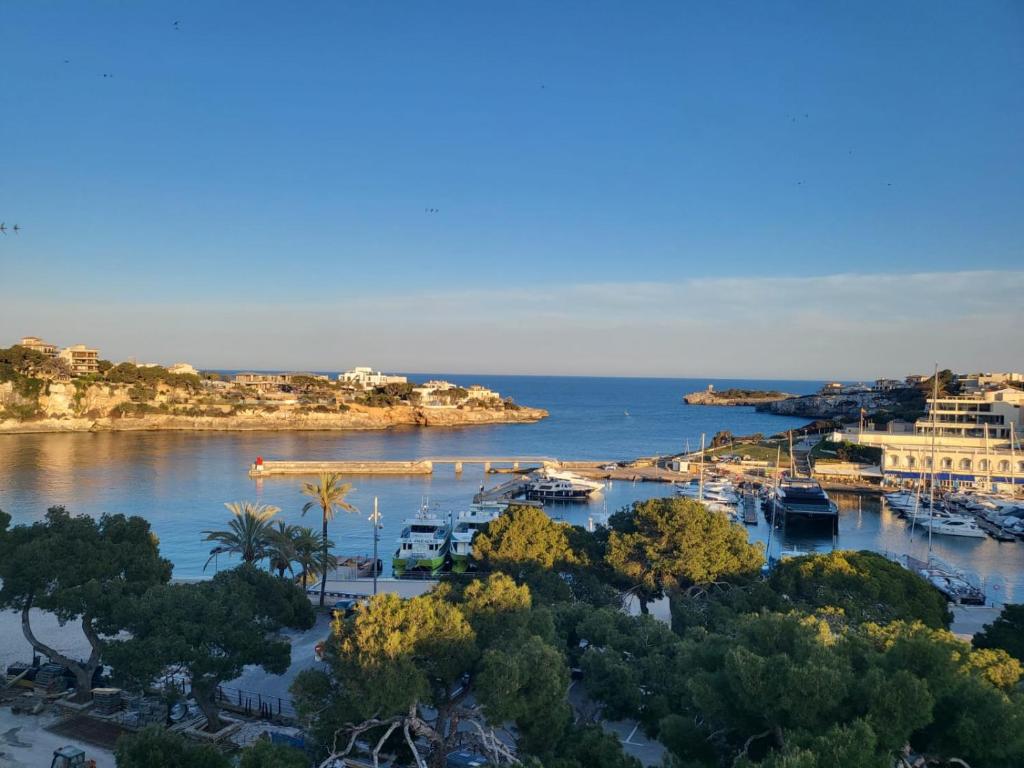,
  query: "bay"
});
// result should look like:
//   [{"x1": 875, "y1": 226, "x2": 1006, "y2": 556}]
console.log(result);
[{"x1": 1, "y1": 375, "x2": 1021, "y2": 602}]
